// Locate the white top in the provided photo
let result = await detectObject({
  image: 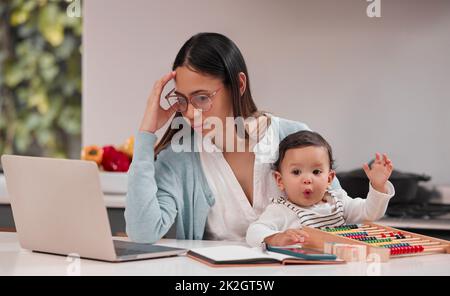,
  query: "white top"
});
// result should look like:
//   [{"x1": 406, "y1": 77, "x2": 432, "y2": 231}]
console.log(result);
[
  {"x1": 199, "y1": 115, "x2": 282, "y2": 241},
  {"x1": 246, "y1": 181, "x2": 395, "y2": 247}
]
